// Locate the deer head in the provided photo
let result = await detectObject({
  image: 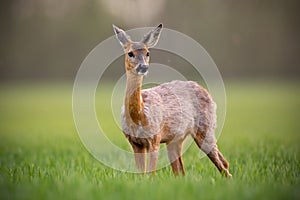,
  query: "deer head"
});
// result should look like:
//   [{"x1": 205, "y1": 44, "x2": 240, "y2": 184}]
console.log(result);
[{"x1": 113, "y1": 24, "x2": 163, "y2": 76}]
